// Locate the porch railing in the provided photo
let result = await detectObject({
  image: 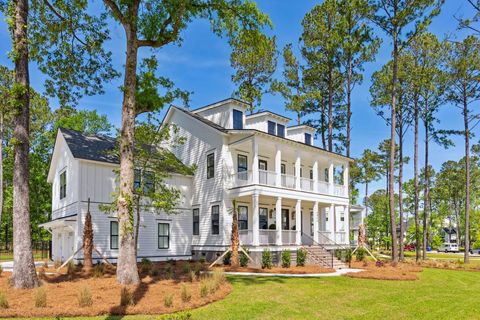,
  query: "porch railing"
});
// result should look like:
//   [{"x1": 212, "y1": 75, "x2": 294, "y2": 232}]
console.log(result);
[
  {"x1": 259, "y1": 170, "x2": 276, "y2": 186},
  {"x1": 259, "y1": 230, "x2": 276, "y2": 245},
  {"x1": 281, "y1": 174, "x2": 296, "y2": 189},
  {"x1": 281, "y1": 230, "x2": 297, "y2": 245},
  {"x1": 300, "y1": 178, "x2": 314, "y2": 191},
  {"x1": 334, "y1": 184, "x2": 346, "y2": 197},
  {"x1": 318, "y1": 181, "x2": 330, "y2": 193}
]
